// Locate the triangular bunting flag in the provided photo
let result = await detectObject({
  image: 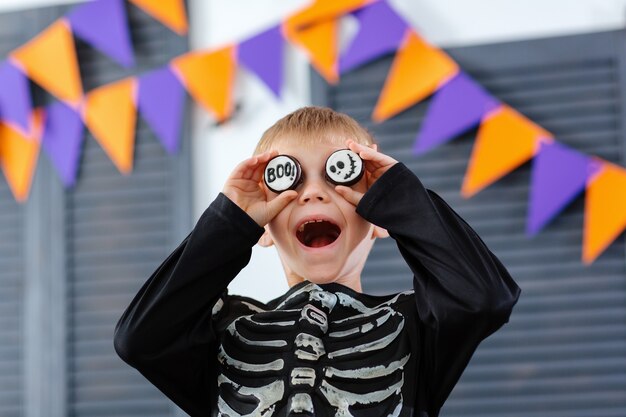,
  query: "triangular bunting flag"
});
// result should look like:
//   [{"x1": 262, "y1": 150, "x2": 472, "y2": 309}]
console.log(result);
[
  {"x1": 129, "y1": 0, "x2": 188, "y2": 35},
  {"x1": 461, "y1": 105, "x2": 550, "y2": 198},
  {"x1": 0, "y1": 110, "x2": 43, "y2": 202},
  {"x1": 11, "y1": 19, "x2": 83, "y2": 107},
  {"x1": 339, "y1": 1, "x2": 408, "y2": 73},
  {"x1": 414, "y1": 71, "x2": 500, "y2": 155},
  {"x1": 238, "y1": 25, "x2": 284, "y2": 97},
  {"x1": 67, "y1": 0, "x2": 135, "y2": 67},
  {"x1": 41, "y1": 101, "x2": 84, "y2": 187},
  {"x1": 283, "y1": 18, "x2": 339, "y2": 84},
  {"x1": 138, "y1": 67, "x2": 185, "y2": 154},
  {"x1": 83, "y1": 78, "x2": 137, "y2": 174},
  {"x1": 171, "y1": 45, "x2": 236, "y2": 122},
  {"x1": 0, "y1": 60, "x2": 33, "y2": 134},
  {"x1": 583, "y1": 162, "x2": 626, "y2": 264},
  {"x1": 372, "y1": 30, "x2": 458, "y2": 122},
  {"x1": 527, "y1": 141, "x2": 602, "y2": 236},
  {"x1": 285, "y1": 0, "x2": 373, "y2": 31}
]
